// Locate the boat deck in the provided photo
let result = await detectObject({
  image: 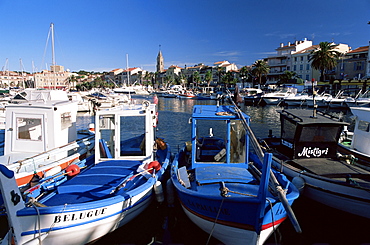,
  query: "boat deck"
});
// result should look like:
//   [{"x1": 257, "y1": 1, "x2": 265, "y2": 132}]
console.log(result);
[
  {"x1": 190, "y1": 165, "x2": 274, "y2": 199},
  {"x1": 42, "y1": 160, "x2": 141, "y2": 205},
  {"x1": 289, "y1": 158, "x2": 370, "y2": 188}
]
